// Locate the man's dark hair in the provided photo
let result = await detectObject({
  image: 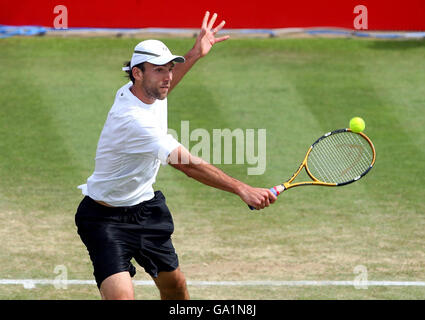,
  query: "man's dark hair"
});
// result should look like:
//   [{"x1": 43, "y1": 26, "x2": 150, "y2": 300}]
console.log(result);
[{"x1": 123, "y1": 61, "x2": 145, "y2": 83}]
